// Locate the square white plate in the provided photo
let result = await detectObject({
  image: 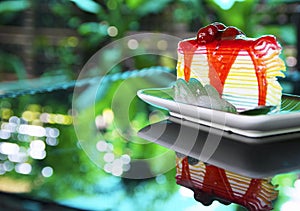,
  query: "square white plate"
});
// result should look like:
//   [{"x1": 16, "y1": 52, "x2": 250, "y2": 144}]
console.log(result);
[{"x1": 137, "y1": 88, "x2": 300, "y2": 137}]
